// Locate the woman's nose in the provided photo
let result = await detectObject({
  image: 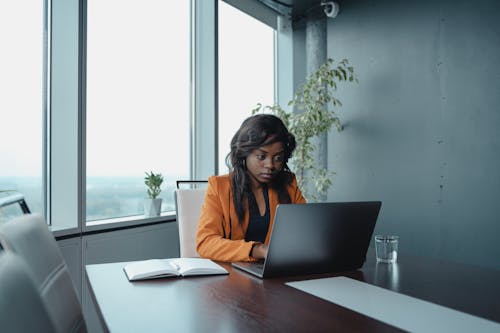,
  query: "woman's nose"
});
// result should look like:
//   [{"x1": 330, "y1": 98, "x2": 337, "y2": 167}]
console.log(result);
[{"x1": 263, "y1": 157, "x2": 275, "y2": 170}]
